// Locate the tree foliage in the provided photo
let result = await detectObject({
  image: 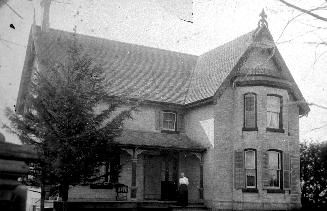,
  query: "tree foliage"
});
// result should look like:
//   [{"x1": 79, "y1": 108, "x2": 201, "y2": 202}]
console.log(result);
[
  {"x1": 3, "y1": 35, "x2": 136, "y2": 202},
  {"x1": 300, "y1": 141, "x2": 327, "y2": 209}
]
